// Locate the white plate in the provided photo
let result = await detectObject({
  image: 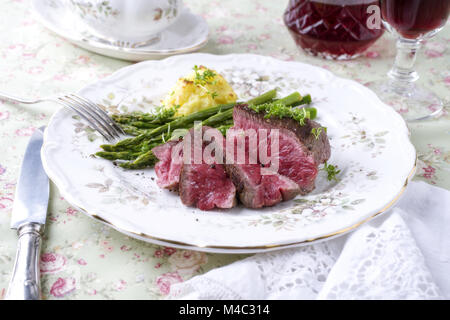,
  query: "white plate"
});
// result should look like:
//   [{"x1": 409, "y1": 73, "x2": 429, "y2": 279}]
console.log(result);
[
  {"x1": 41, "y1": 53, "x2": 416, "y2": 253},
  {"x1": 31, "y1": 0, "x2": 209, "y2": 61}
]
